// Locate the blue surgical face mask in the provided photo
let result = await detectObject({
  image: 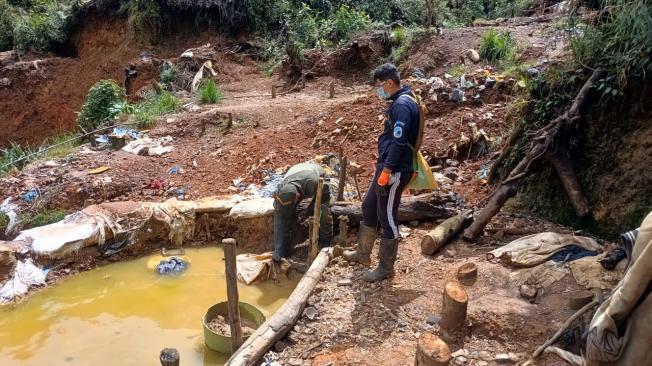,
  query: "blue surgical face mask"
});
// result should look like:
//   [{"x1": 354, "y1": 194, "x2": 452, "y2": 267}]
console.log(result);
[{"x1": 377, "y1": 86, "x2": 390, "y2": 100}]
